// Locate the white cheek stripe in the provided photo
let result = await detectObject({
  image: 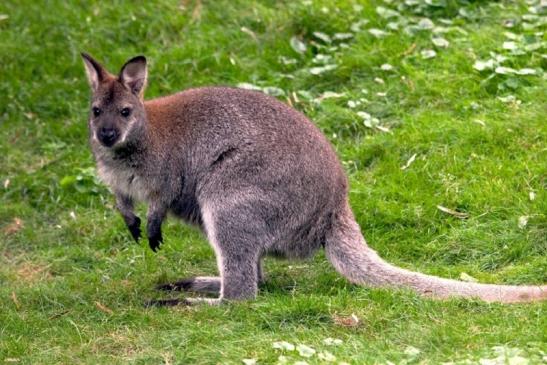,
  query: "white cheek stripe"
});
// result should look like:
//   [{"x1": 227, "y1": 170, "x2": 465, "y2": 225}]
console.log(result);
[{"x1": 119, "y1": 117, "x2": 137, "y2": 144}]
